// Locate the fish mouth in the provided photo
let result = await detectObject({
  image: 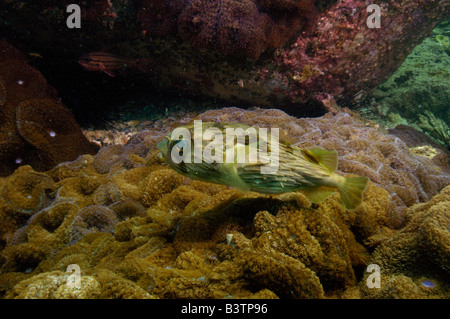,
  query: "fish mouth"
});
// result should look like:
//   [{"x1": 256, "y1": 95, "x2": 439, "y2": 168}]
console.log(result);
[
  {"x1": 157, "y1": 139, "x2": 168, "y2": 160},
  {"x1": 157, "y1": 139, "x2": 167, "y2": 150},
  {"x1": 78, "y1": 58, "x2": 97, "y2": 71},
  {"x1": 78, "y1": 59, "x2": 89, "y2": 66}
]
